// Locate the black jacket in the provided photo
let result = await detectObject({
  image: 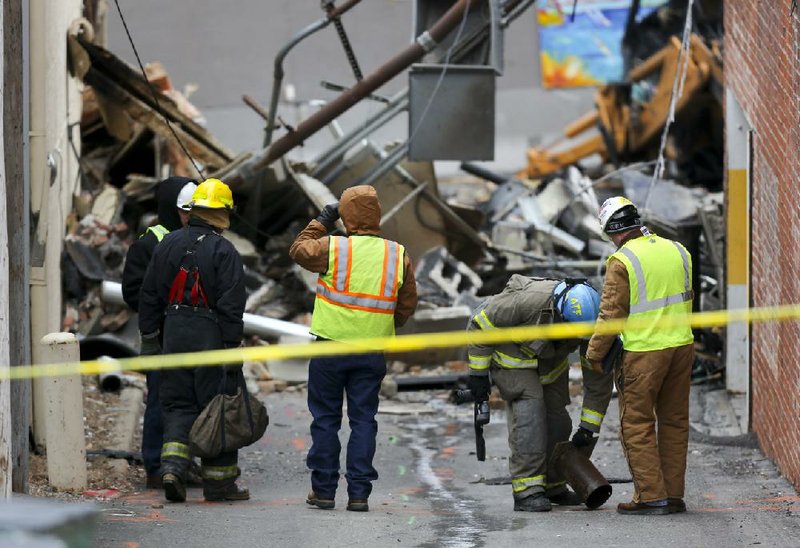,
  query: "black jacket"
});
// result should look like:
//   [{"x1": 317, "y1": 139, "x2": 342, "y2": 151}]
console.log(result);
[
  {"x1": 138, "y1": 218, "x2": 246, "y2": 346},
  {"x1": 122, "y1": 176, "x2": 194, "y2": 311}
]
